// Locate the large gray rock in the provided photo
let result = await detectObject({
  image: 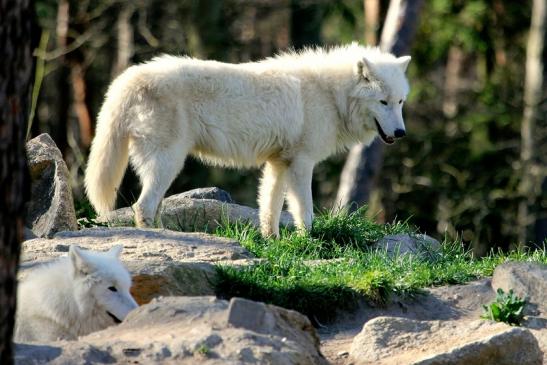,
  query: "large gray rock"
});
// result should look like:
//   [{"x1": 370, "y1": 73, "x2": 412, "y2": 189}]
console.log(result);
[
  {"x1": 15, "y1": 296, "x2": 329, "y2": 365},
  {"x1": 20, "y1": 228, "x2": 256, "y2": 304},
  {"x1": 491, "y1": 261, "x2": 547, "y2": 364},
  {"x1": 25, "y1": 133, "x2": 77, "y2": 237},
  {"x1": 491, "y1": 261, "x2": 547, "y2": 316},
  {"x1": 349, "y1": 316, "x2": 542, "y2": 365},
  {"x1": 373, "y1": 234, "x2": 440, "y2": 257},
  {"x1": 99, "y1": 193, "x2": 294, "y2": 232},
  {"x1": 178, "y1": 187, "x2": 233, "y2": 203}
]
